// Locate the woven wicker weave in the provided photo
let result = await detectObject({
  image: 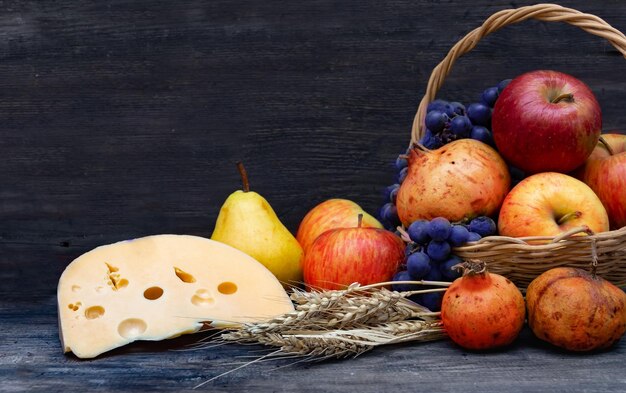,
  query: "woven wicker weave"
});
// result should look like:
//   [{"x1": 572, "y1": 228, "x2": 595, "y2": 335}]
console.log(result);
[{"x1": 410, "y1": 3, "x2": 626, "y2": 288}]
